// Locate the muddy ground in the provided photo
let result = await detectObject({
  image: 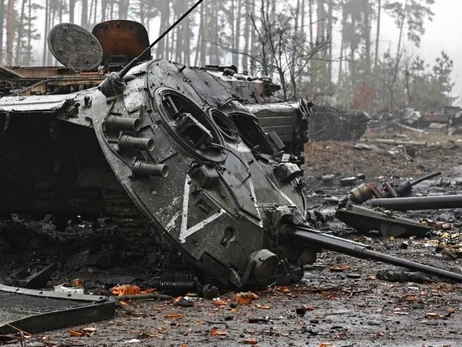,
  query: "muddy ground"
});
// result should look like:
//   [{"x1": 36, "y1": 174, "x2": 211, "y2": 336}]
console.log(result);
[{"x1": 2, "y1": 131, "x2": 462, "y2": 347}]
